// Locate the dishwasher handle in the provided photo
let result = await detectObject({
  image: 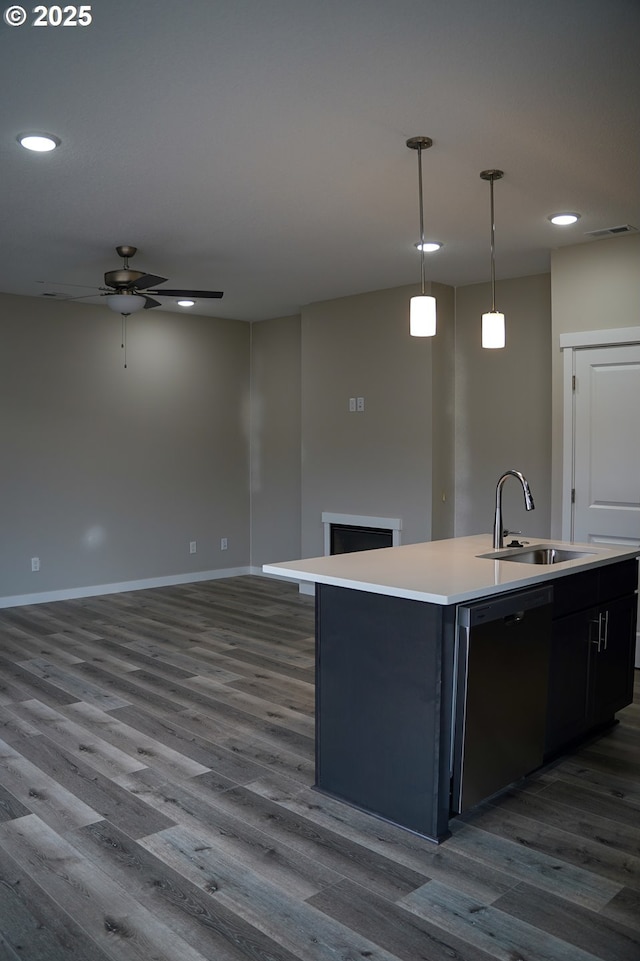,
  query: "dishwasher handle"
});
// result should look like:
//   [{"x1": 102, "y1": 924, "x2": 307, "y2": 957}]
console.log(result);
[
  {"x1": 458, "y1": 586, "x2": 553, "y2": 628},
  {"x1": 503, "y1": 611, "x2": 526, "y2": 627}
]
